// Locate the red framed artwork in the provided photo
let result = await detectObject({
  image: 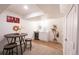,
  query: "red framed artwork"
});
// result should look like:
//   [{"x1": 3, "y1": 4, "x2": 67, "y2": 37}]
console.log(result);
[{"x1": 7, "y1": 16, "x2": 20, "y2": 23}]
